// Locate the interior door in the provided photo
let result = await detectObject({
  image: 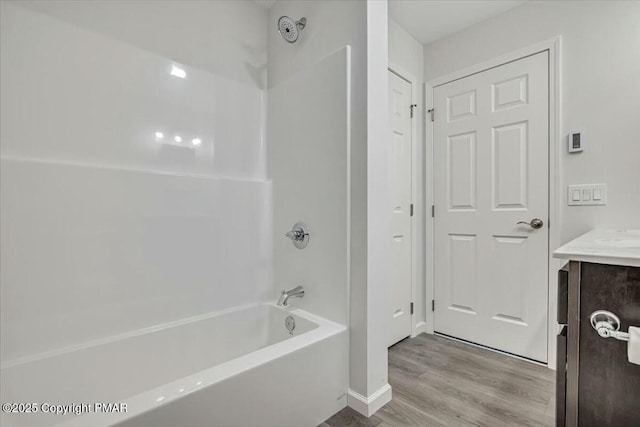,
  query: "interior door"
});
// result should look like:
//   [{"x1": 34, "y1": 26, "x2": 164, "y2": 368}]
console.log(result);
[
  {"x1": 433, "y1": 52, "x2": 549, "y2": 362},
  {"x1": 388, "y1": 70, "x2": 413, "y2": 347}
]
